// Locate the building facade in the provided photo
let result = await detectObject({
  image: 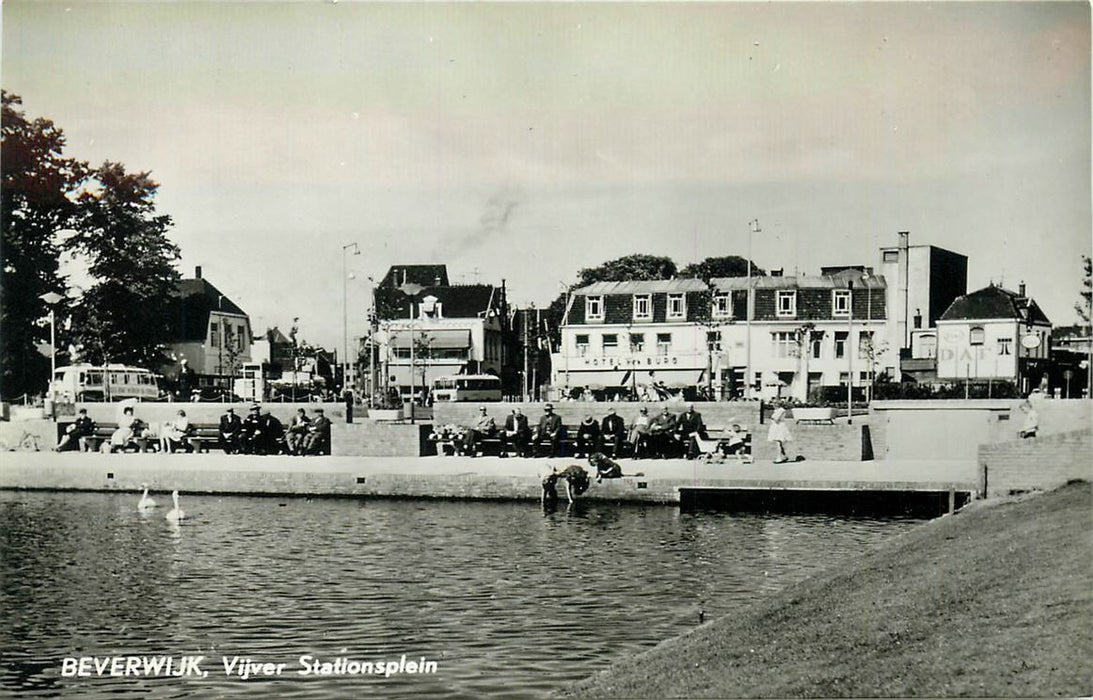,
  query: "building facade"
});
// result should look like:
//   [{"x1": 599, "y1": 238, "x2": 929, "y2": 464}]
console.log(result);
[
  {"x1": 371, "y1": 265, "x2": 509, "y2": 401},
  {"x1": 165, "y1": 266, "x2": 252, "y2": 386},
  {"x1": 935, "y1": 284, "x2": 1052, "y2": 392}
]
